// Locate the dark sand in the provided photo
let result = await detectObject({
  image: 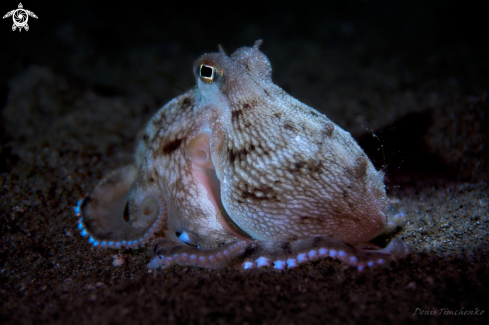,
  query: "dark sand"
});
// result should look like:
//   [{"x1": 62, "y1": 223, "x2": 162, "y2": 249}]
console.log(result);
[{"x1": 1, "y1": 1, "x2": 488, "y2": 324}]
